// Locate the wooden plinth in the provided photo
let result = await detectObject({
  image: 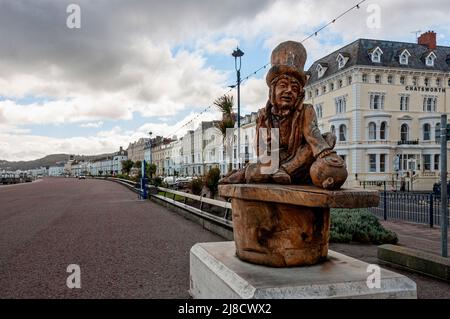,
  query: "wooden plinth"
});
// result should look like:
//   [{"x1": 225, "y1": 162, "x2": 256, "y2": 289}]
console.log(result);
[{"x1": 219, "y1": 184, "x2": 379, "y2": 267}]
